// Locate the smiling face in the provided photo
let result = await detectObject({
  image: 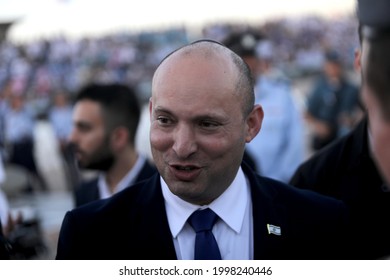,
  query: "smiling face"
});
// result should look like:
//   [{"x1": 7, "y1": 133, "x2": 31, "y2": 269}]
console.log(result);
[{"x1": 149, "y1": 42, "x2": 263, "y2": 205}]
